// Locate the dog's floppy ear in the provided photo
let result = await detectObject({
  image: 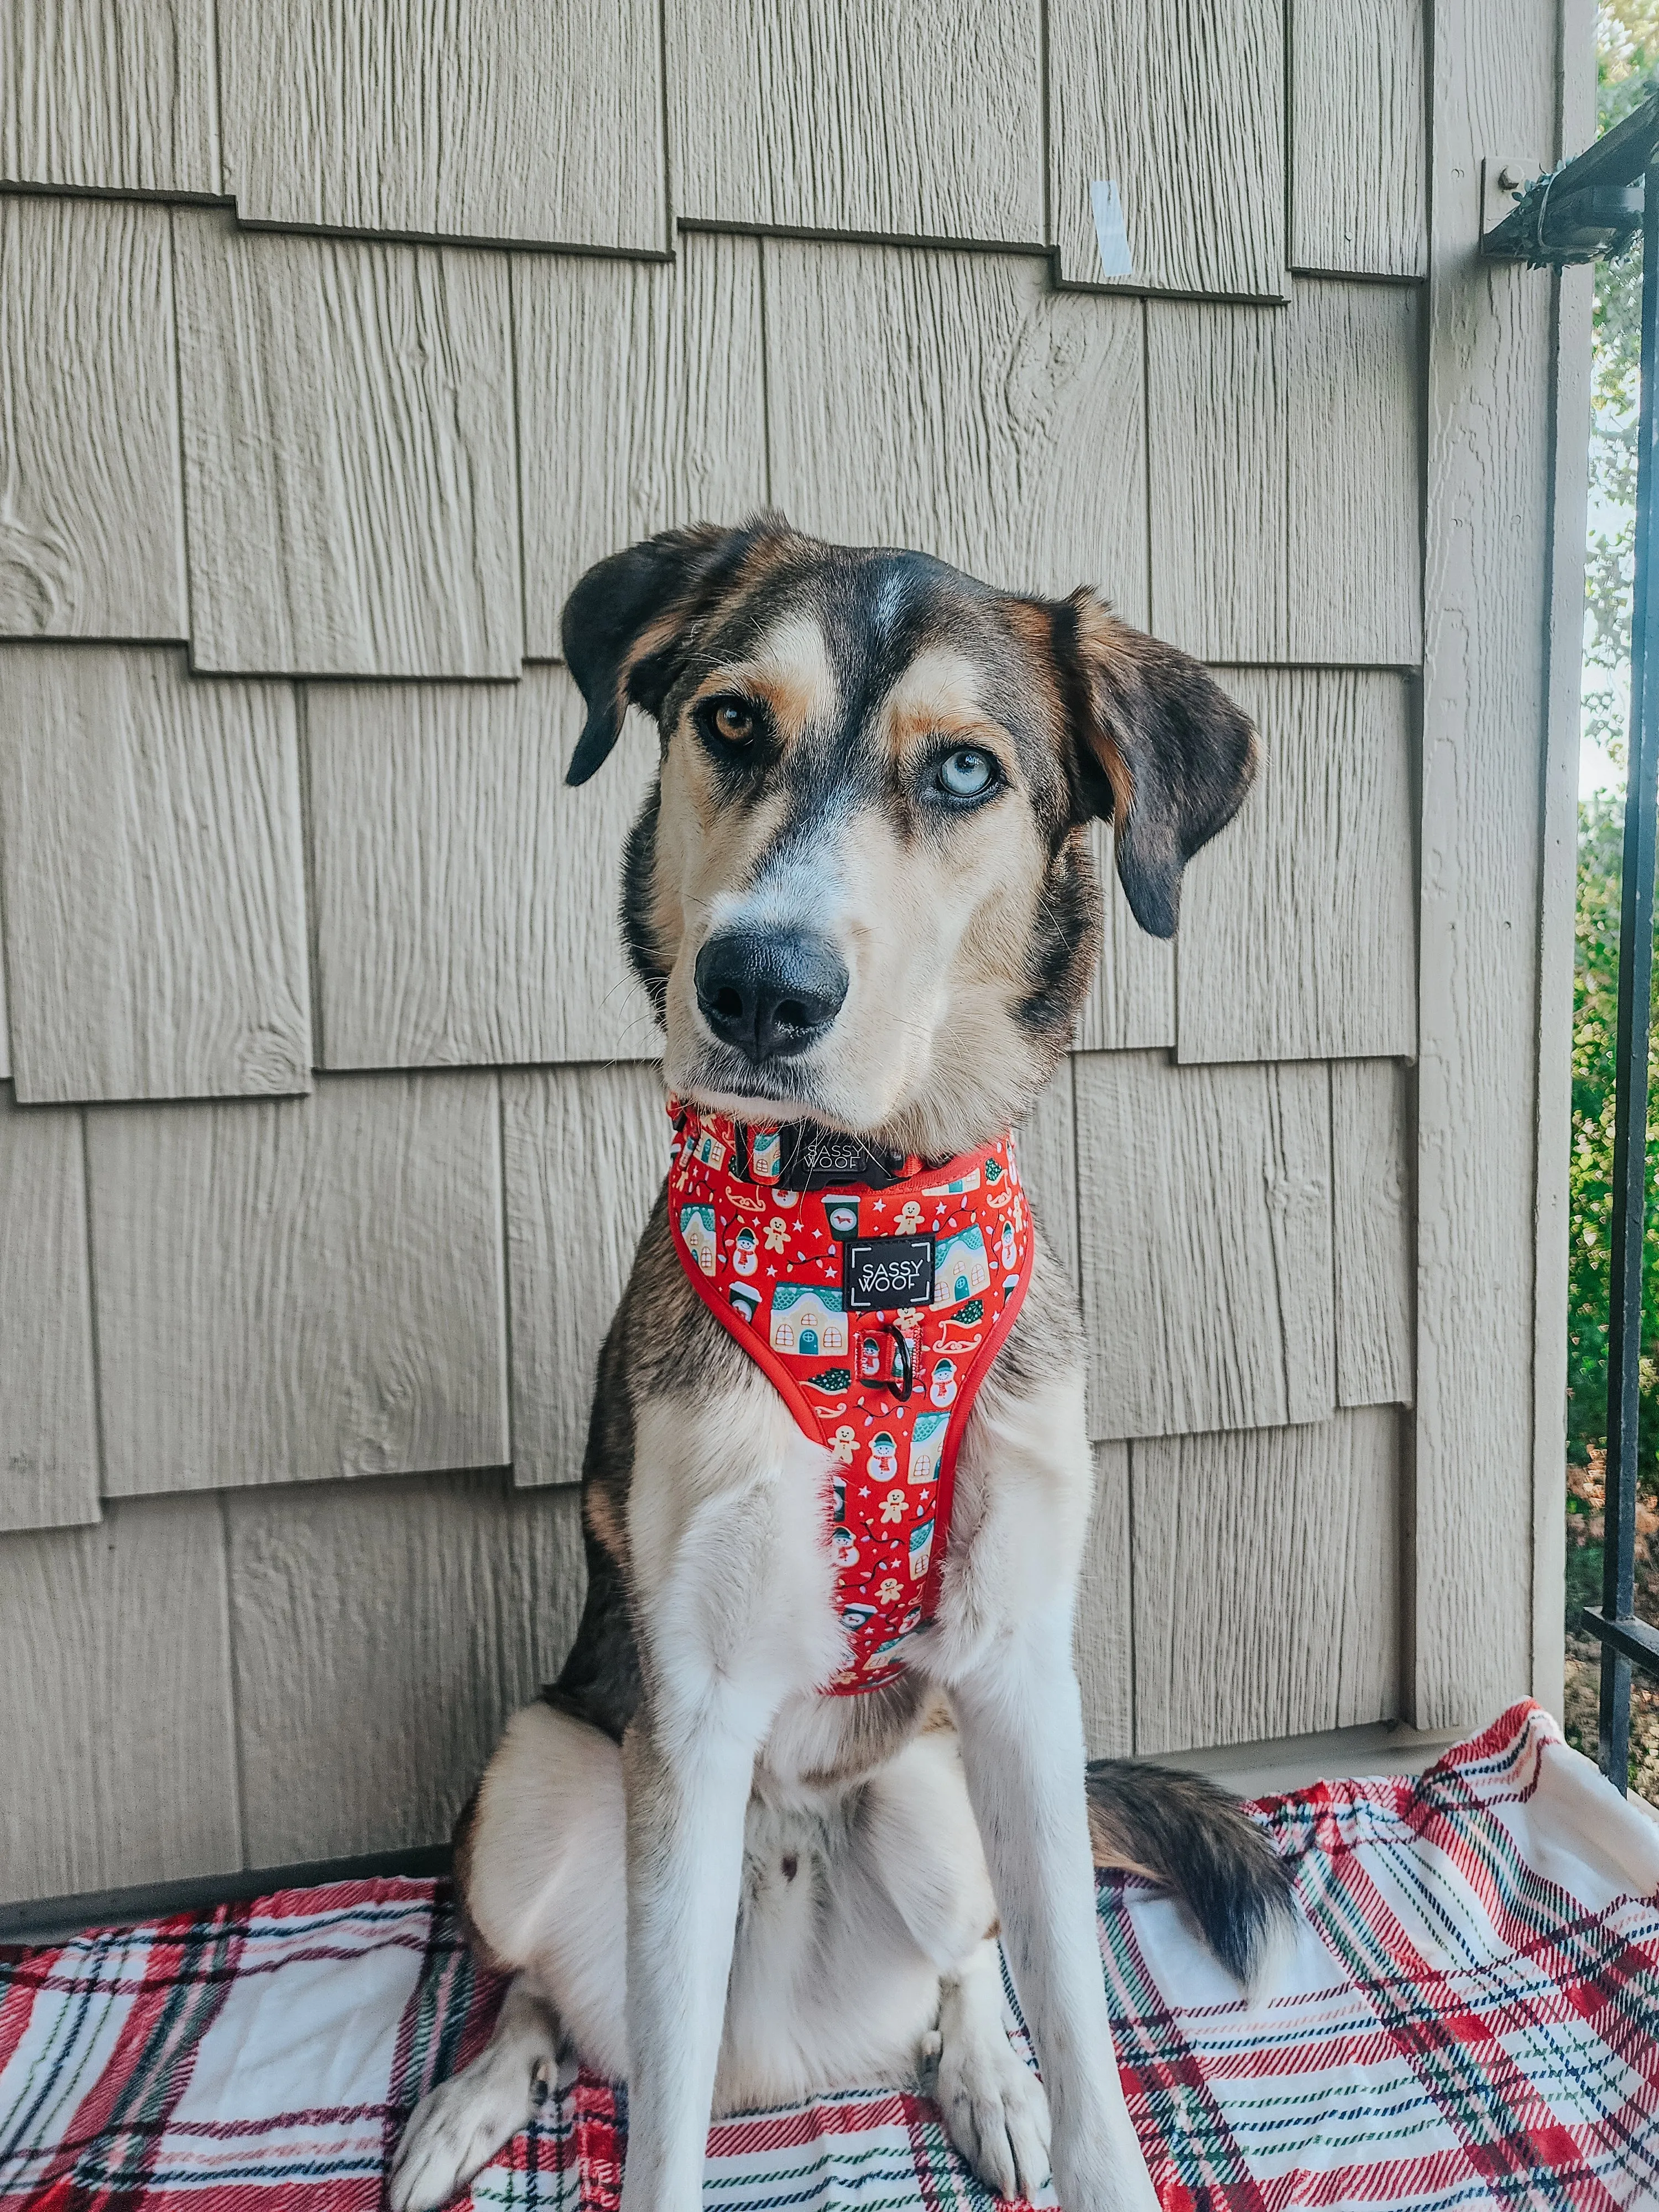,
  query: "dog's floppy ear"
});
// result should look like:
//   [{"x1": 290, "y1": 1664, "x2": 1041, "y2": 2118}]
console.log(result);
[
  {"x1": 560, "y1": 521, "x2": 759, "y2": 786},
  {"x1": 1053, "y1": 589, "x2": 1258, "y2": 939}
]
